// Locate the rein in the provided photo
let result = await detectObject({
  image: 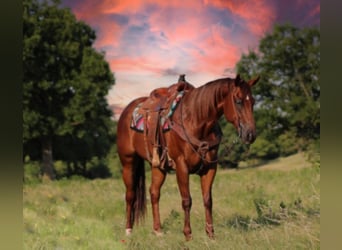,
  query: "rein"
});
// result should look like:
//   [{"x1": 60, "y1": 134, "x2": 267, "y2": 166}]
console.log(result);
[
  {"x1": 169, "y1": 97, "x2": 222, "y2": 165},
  {"x1": 169, "y1": 91, "x2": 247, "y2": 169}
]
